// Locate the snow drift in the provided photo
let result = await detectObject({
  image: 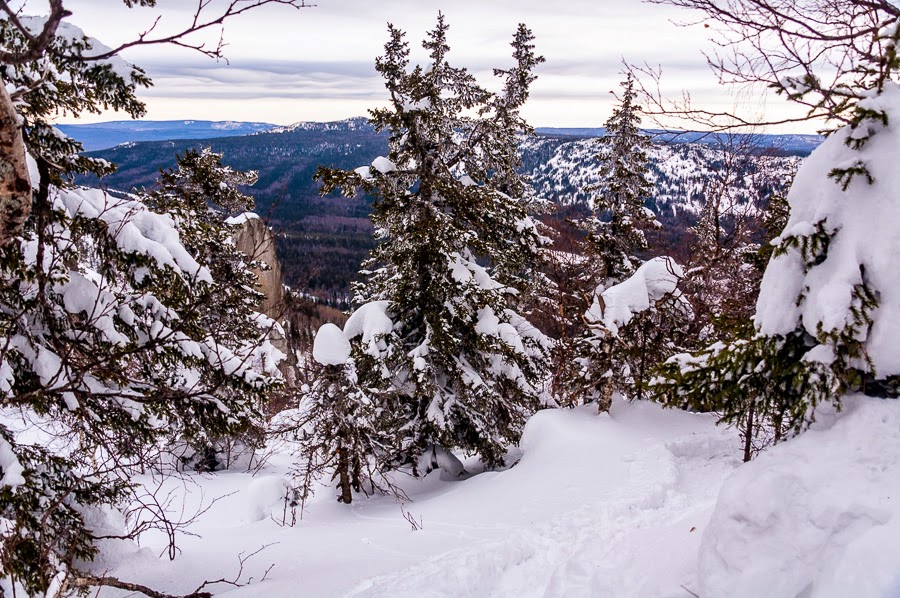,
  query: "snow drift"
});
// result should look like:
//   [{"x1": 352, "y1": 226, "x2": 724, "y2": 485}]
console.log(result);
[{"x1": 698, "y1": 395, "x2": 900, "y2": 597}]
